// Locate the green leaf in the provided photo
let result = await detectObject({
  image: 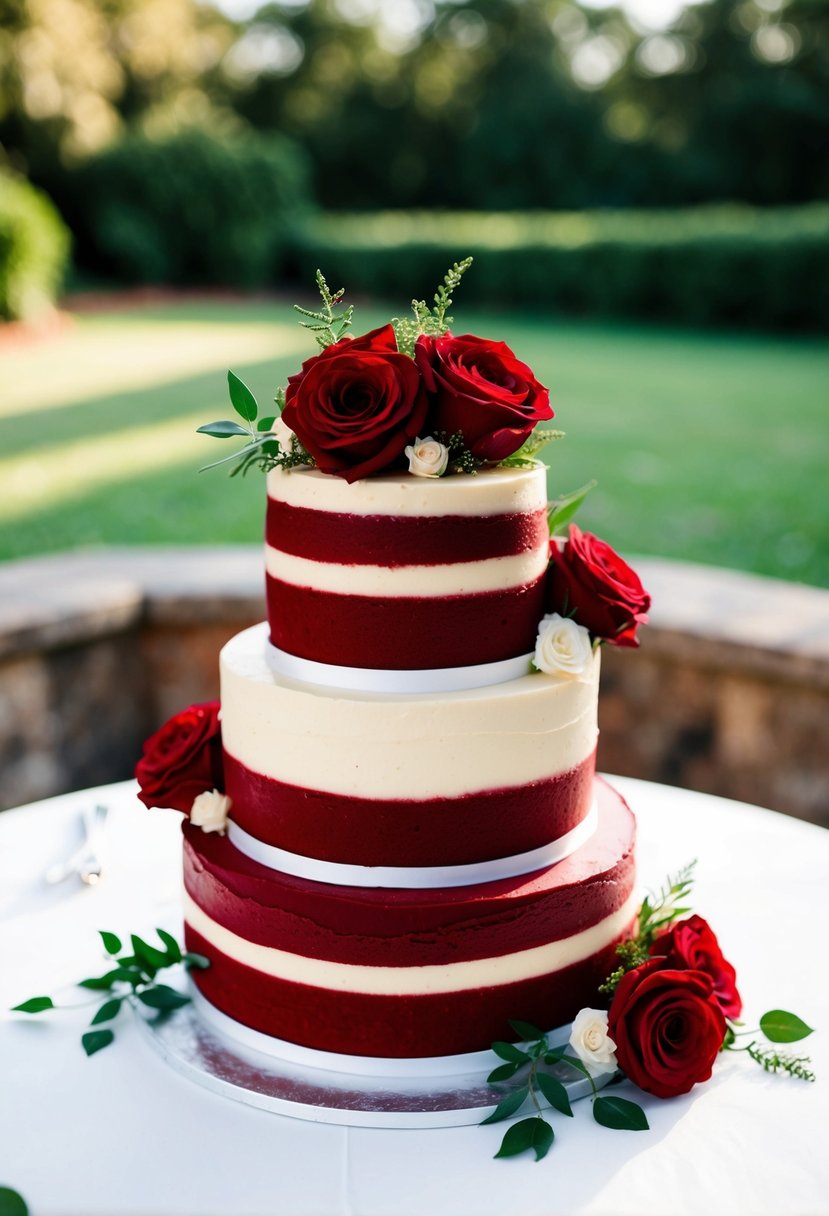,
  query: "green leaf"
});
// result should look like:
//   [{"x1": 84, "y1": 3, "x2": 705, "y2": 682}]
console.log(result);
[
  {"x1": 199, "y1": 439, "x2": 264, "y2": 473},
  {"x1": 184, "y1": 952, "x2": 210, "y2": 971},
  {"x1": 480, "y1": 1085, "x2": 529, "y2": 1125},
  {"x1": 257, "y1": 416, "x2": 277, "y2": 433},
  {"x1": 155, "y1": 928, "x2": 182, "y2": 963},
  {"x1": 131, "y1": 933, "x2": 169, "y2": 972},
  {"x1": 547, "y1": 480, "x2": 598, "y2": 536},
  {"x1": 759, "y1": 1010, "x2": 814, "y2": 1044},
  {"x1": 536, "y1": 1071, "x2": 573, "y2": 1117},
  {"x1": 508, "y1": 1019, "x2": 545, "y2": 1042},
  {"x1": 137, "y1": 985, "x2": 190, "y2": 1011},
  {"x1": 491, "y1": 1040, "x2": 531, "y2": 1064},
  {"x1": 79, "y1": 967, "x2": 142, "y2": 990},
  {"x1": 593, "y1": 1095, "x2": 649, "y2": 1131},
  {"x1": 90, "y1": 998, "x2": 122, "y2": 1025},
  {"x1": 0, "y1": 1185, "x2": 30, "y2": 1216},
  {"x1": 487, "y1": 1061, "x2": 521, "y2": 1084},
  {"x1": 494, "y1": 1116, "x2": 554, "y2": 1161},
  {"x1": 197, "y1": 420, "x2": 251, "y2": 439},
  {"x1": 553, "y1": 1052, "x2": 593, "y2": 1080},
  {"x1": 227, "y1": 370, "x2": 258, "y2": 422},
  {"x1": 99, "y1": 930, "x2": 122, "y2": 956},
  {"x1": 11, "y1": 996, "x2": 53, "y2": 1014},
  {"x1": 82, "y1": 1029, "x2": 114, "y2": 1057}
]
